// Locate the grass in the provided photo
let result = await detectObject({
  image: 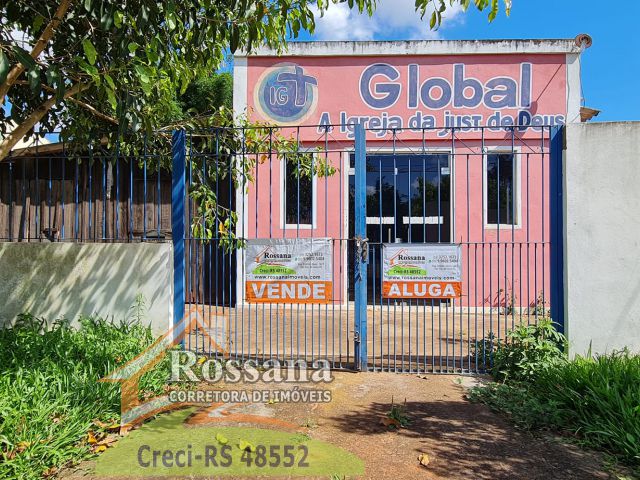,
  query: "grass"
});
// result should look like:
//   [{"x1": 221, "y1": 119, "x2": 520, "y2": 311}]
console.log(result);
[
  {"x1": 468, "y1": 321, "x2": 640, "y2": 474},
  {"x1": 93, "y1": 408, "x2": 365, "y2": 478},
  {"x1": 0, "y1": 313, "x2": 167, "y2": 479}
]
